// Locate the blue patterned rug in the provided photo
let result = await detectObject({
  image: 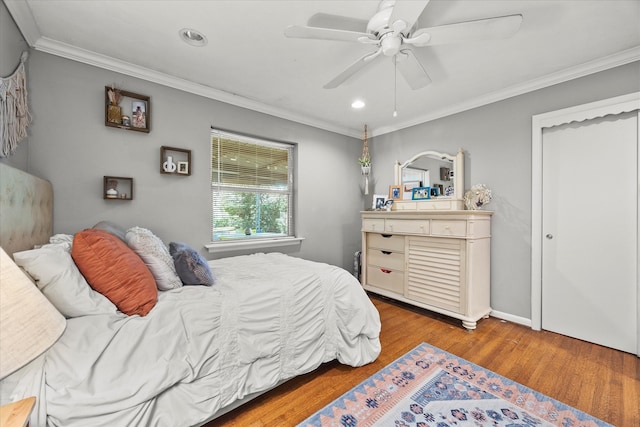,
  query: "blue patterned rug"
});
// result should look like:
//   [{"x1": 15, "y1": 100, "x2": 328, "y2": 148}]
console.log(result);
[{"x1": 299, "y1": 343, "x2": 610, "y2": 427}]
